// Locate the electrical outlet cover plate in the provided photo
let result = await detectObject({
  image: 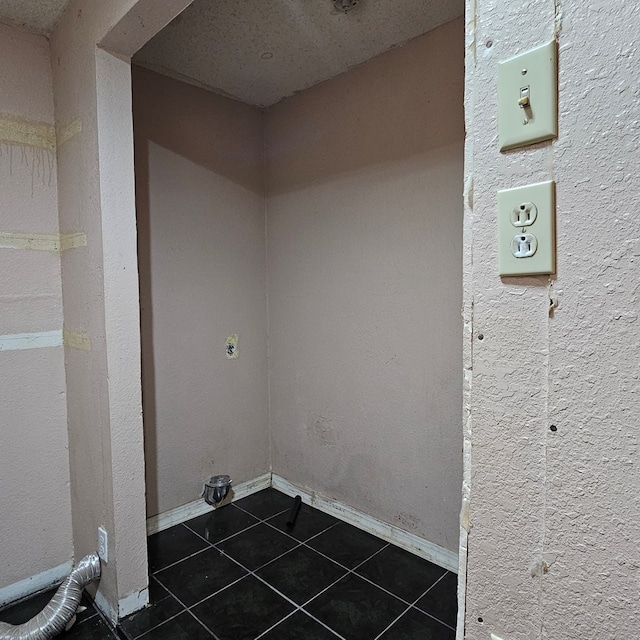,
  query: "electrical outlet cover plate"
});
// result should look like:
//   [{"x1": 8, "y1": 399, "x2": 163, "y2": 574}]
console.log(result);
[
  {"x1": 498, "y1": 40, "x2": 558, "y2": 151},
  {"x1": 498, "y1": 180, "x2": 555, "y2": 276},
  {"x1": 98, "y1": 526, "x2": 108, "y2": 563}
]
